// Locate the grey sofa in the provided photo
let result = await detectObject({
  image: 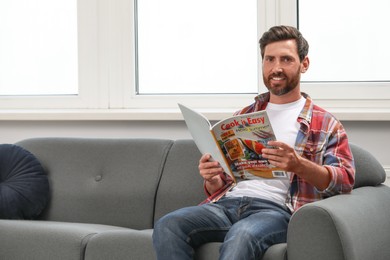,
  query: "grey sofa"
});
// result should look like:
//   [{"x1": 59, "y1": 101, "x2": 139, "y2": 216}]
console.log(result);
[{"x1": 0, "y1": 137, "x2": 388, "y2": 260}]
